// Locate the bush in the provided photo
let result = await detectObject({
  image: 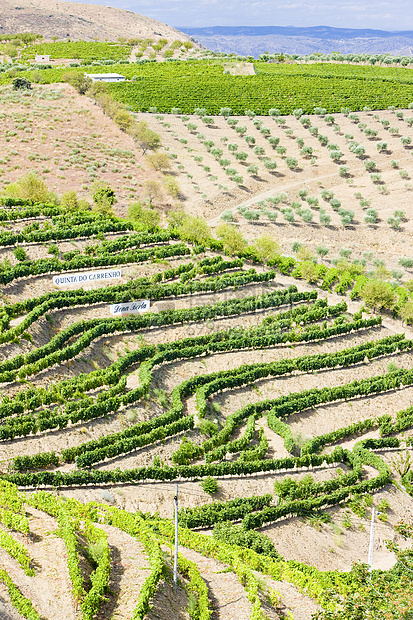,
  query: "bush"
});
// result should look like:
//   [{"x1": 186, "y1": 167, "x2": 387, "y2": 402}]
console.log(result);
[
  {"x1": 399, "y1": 257, "x2": 413, "y2": 268},
  {"x1": 178, "y1": 215, "x2": 211, "y2": 245},
  {"x1": 92, "y1": 186, "x2": 115, "y2": 215},
  {"x1": 360, "y1": 280, "x2": 397, "y2": 311},
  {"x1": 364, "y1": 160, "x2": 376, "y2": 171},
  {"x1": 330, "y1": 150, "x2": 342, "y2": 161},
  {"x1": 247, "y1": 164, "x2": 259, "y2": 176},
  {"x1": 127, "y1": 201, "x2": 160, "y2": 231},
  {"x1": 316, "y1": 246, "x2": 329, "y2": 257},
  {"x1": 201, "y1": 476, "x2": 218, "y2": 494},
  {"x1": 387, "y1": 216, "x2": 401, "y2": 230},
  {"x1": 215, "y1": 223, "x2": 246, "y2": 256},
  {"x1": 5, "y1": 172, "x2": 50, "y2": 204},
  {"x1": 163, "y1": 175, "x2": 181, "y2": 199},
  {"x1": 64, "y1": 71, "x2": 92, "y2": 94},
  {"x1": 220, "y1": 210, "x2": 234, "y2": 222},
  {"x1": 13, "y1": 247, "x2": 27, "y2": 262},
  {"x1": 286, "y1": 157, "x2": 298, "y2": 170},
  {"x1": 12, "y1": 77, "x2": 31, "y2": 90},
  {"x1": 319, "y1": 210, "x2": 331, "y2": 226}
]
